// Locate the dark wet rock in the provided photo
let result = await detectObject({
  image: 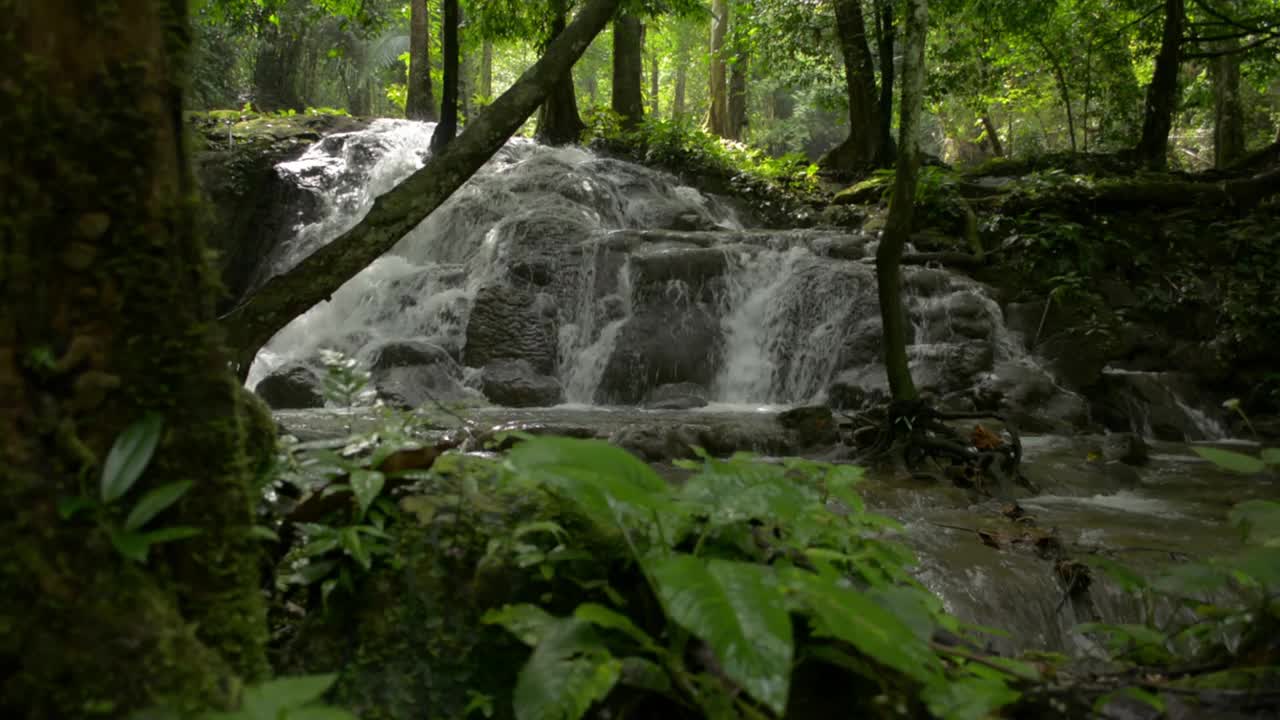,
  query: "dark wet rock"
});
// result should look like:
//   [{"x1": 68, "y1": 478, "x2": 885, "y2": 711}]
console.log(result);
[
  {"x1": 464, "y1": 285, "x2": 559, "y2": 375},
  {"x1": 473, "y1": 422, "x2": 598, "y2": 452},
  {"x1": 922, "y1": 292, "x2": 995, "y2": 341},
  {"x1": 365, "y1": 340, "x2": 472, "y2": 409},
  {"x1": 670, "y1": 212, "x2": 718, "y2": 231},
  {"x1": 644, "y1": 383, "x2": 709, "y2": 410},
  {"x1": 255, "y1": 362, "x2": 324, "y2": 409},
  {"x1": 1100, "y1": 432, "x2": 1149, "y2": 466},
  {"x1": 911, "y1": 342, "x2": 995, "y2": 394},
  {"x1": 903, "y1": 268, "x2": 956, "y2": 296},
  {"x1": 1037, "y1": 330, "x2": 1114, "y2": 390},
  {"x1": 827, "y1": 368, "x2": 889, "y2": 410},
  {"x1": 480, "y1": 359, "x2": 564, "y2": 408},
  {"x1": 778, "y1": 406, "x2": 838, "y2": 446},
  {"x1": 1093, "y1": 371, "x2": 1221, "y2": 441},
  {"x1": 835, "y1": 319, "x2": 885, "y2": 368},
  {"x1": 973, "y1": 361, "x2": 1090, "y2": 433},
  {"x1": 596, "y1": 307, "x2": 721, "y2": 404},
  {"x1": 610, "y1": 423, "x2": 709, "y2": 462},
  {"x1": 630, "y1": 244, "x2": 728, "y2": 299}
]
